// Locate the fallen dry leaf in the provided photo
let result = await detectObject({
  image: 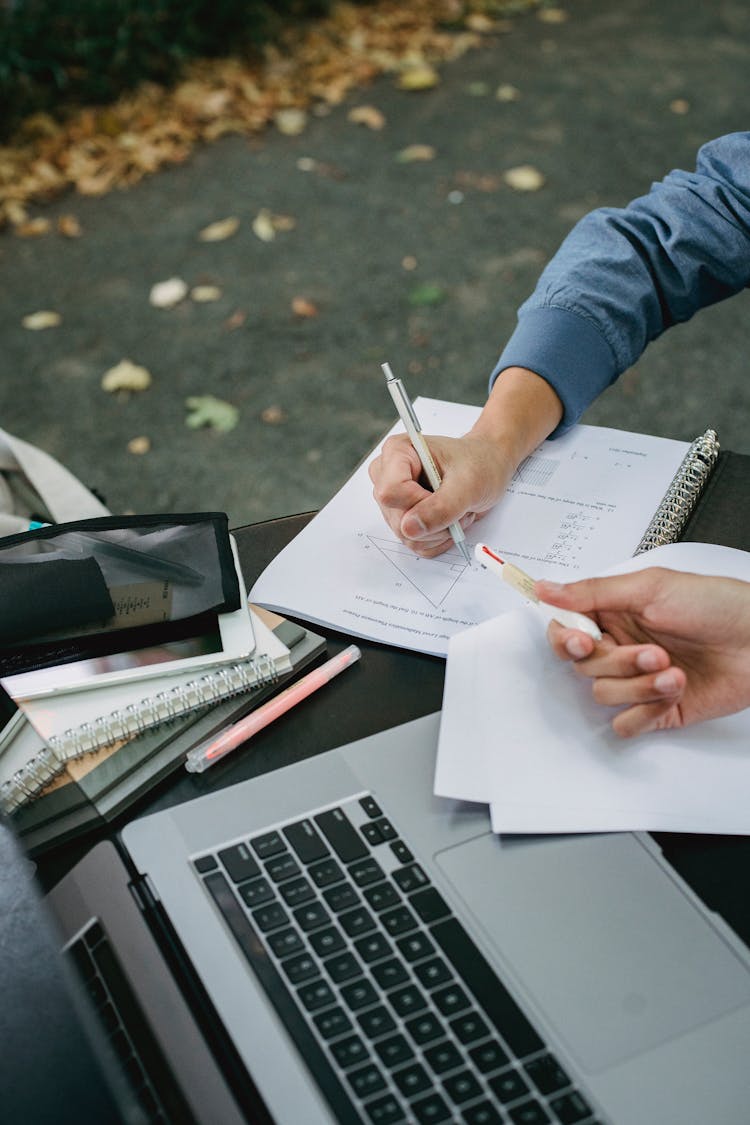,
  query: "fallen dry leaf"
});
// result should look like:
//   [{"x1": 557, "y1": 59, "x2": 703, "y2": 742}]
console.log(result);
[
  {"x1": 185, "y1": 395, "x2": 239, "y2": 432},
  {"x1": 504, "y1": 164, "x2": 546, "y2": 191},
  {"x1": 198, "y1": 216, "x2": 240, "y2": 242},
  {"x1": 402, "y1": 255, "x2": 418, "y2": 270},
  {"x1": 347, "y1": 105, "x2": 386, "y2": 130},
  {"x1": 191, "y1": 284, "x2": 222, "y2": 302},
  {"x1": 496, "y1": 83, "x2": 521, "y2": 101},
  {"x1": 274, "y1": 108, "x2": 308, "y2": 135},
  {"x1": 57, "y1": 214, "x2": 82, "y2": 237},
  {"x1": 127, "y1": 436, "x2": 151, "y2": 454},
  {"x1": 101, "y1": 359, "x2": 153, "y2": 392},
  {"x1": 261, "y1": 405, "x2": 287, "y2": 424},
  {"x1": 22, "y1": 310, "x2": 62, "y2": 329},
  {"x1": 291, "y1": 296, "x2": 319, "y2": 318},
  {"x1": 224, "y1": 309, "x2": 247, "y2": 330},
  {"x1": 252, "y1": 208, "x2": 296, "y2": 241},
  {"x1": 538, "y1": 7, "x2": 568, "y2": 22},
  {"x1": 149, "y1": 277, "x2": 188, "y2": 308},
  {"x1": 15, "y1": 217, "x2": 51, "y2": 237},
  {"x1": 397, "y1": 64, "x2": 440, "y2": 91},
  {"x1": 396, "y1": 144, "x2": 436, "y2": 163},
  {"x1": 669, "y1": 98, "x2": 690, "y2": 115}
]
